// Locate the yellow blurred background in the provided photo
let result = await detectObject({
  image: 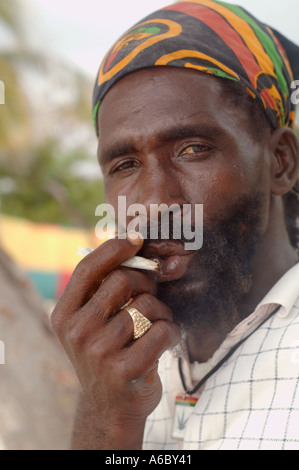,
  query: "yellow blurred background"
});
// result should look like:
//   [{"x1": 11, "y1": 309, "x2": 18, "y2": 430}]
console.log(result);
[
  {"x1": 0, "y1": 0, "x2": 105, "y2": 450},
  {"x1": 0, "y1": 0, "x2": 298, "y2": 451}
]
